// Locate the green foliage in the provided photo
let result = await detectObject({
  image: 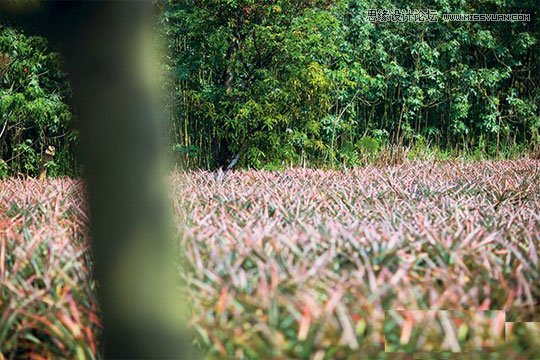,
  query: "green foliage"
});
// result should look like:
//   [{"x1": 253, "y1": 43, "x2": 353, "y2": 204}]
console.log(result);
[
  {"x1": 160, "y1": 0, "x2": 539, "y2": 169},
  {"x1": 357, "y1": 136, "x2": 380, "y2": 154},
  {"x1": 2, "y1": 0, "x2": 539, "y2": 173},
  {"x1": 0, "y1": 25, "x2": 78, "y2": 177}
]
